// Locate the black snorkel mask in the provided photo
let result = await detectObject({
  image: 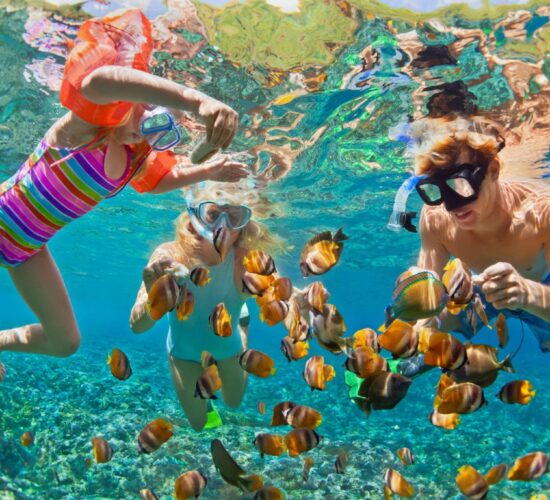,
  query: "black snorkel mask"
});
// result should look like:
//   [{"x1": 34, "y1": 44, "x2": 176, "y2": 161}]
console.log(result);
[{"x1": 415, "y1": 162, "x2": 489, "y2": 212}]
